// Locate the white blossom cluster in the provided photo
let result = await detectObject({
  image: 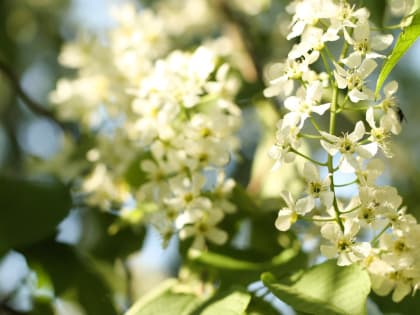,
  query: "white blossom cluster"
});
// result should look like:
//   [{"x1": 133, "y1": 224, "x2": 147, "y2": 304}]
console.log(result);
[
  {"x1": 264, "y1": 0, "x2": 420, "y2": 302},
  {"x1": 49, "y1": 3, "x2": 241, "y2": 252}
]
